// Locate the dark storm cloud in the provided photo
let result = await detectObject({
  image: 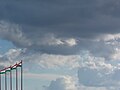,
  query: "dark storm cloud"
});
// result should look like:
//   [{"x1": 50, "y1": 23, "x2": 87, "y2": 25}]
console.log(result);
[
  {"x1": 0, "y1": 0, "x2": 120, "y2": 55},
  {"x1": 0, "y1": 0, "x2": 120, "y2": 37}
]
